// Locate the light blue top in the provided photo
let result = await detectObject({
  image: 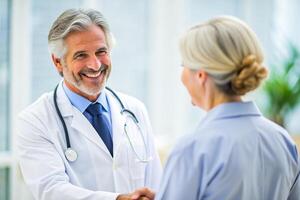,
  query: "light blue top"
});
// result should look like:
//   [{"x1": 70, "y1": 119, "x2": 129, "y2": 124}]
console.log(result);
[
  {"x1": 62, "y1": 82, "x2": 112, "y2": 135},
  {"x1": 156, "y1": 101, "x2": 300, "y2": 200}
]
